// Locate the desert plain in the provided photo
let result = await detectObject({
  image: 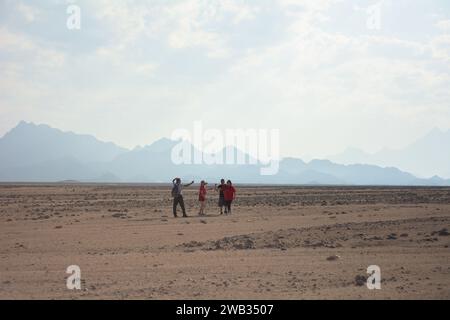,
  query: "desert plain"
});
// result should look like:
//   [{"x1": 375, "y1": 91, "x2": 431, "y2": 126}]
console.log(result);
[{"x1": 0, "y1": 184, "x2": 449, "y2": 299}]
